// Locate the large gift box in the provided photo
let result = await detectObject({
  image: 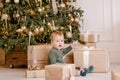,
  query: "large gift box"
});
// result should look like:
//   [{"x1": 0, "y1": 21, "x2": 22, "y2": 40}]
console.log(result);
[
  {"x1": 112, "y1": 69, "x2": 120, "y2": 80},
  {"x1": 27, "y1": 44, "x2": 75, "y2": 69},
  {"x1": 45, "y1": 63, "x2": 75, "y2": 80},
  {"x1": 80, "y1": 32, "x2": 99, "y2": 43},
  {"x1": 74, "y1": 48, "x2": 110, "y2": 73},
  {"x1": 27, "y1": 44, "x2": 51, "y2": 69},
  {"x1": 25, "y1": 69, "x2": 45, "y2": 78}
]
